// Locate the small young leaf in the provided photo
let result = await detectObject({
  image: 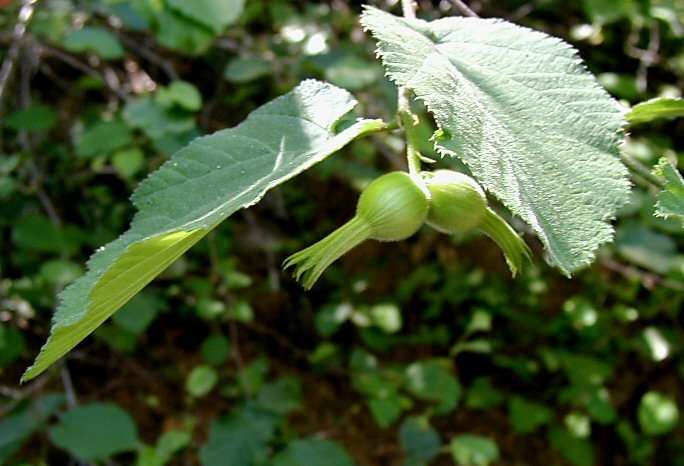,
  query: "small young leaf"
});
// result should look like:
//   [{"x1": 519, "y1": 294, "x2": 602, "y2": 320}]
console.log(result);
[
  {"x1": 255, "y1": 378, "x2": 302, "y2": 415},
  {"x1": 627, "y1": 97, "x2": 684, "y2": 125},
  {"x1": 361, "y1": 7, "x2": 630, "y2": 275},
  {"x1": 22, "y1": 80, "x2": 383, "y2": 382},
  {"x1": 223, "y1": 57, "x2": 272, "y2": 83},
  {"x1": 0, "y1": 394, "x2": 64, "y2": 463},
  {"x1": 166, "y1": 0, "x2": 244, "y2": 34},
  {"x1": 186, "y1": 365, "x2": 219, "y2": 397},
  {"x1": 638, "y1": 391, "x2": 679, "y2": 436},
  {"x1": 465, "y1": 377, "x2": 504, "y2": 410},
  {"x1": 76, "y1": 120, "x2": 133, "y2": 157},
  {"x1": 653, "y1": 157, "x2": 684, "y2": 227},
  {"x1": 199, "y1": 406, "x2": 278, "y2": 466},
  {"x1": 399, "y1": 417, "x2": 441, "y2": 464},
  {"x1": 547, "y1": 426, "x2": 595, "y2": 466},
  {"x1": 508, "y1": 396, "x2": 553, "y2": 434},
  {"x1": 5, "y1": 104, "x2": 57, "y2": 131},
  {"x1": 404, "y1": 360, "x2": 462, "y2": 414},
  {"x1": 157, "y1": 81, "x2": 203, "y2": 111},
  {"x1": 272, "y1": 438, "x2": 355, "y2": 466},
  {"x1": 62, "y1": 27, "x2": 125, "y2": 60},
  {"x1": 201, "y1": 334, "x2": 231, "y2": 366},
  {"x1": 449, "y1": 435, "x2": 500, "y2": 466}
]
